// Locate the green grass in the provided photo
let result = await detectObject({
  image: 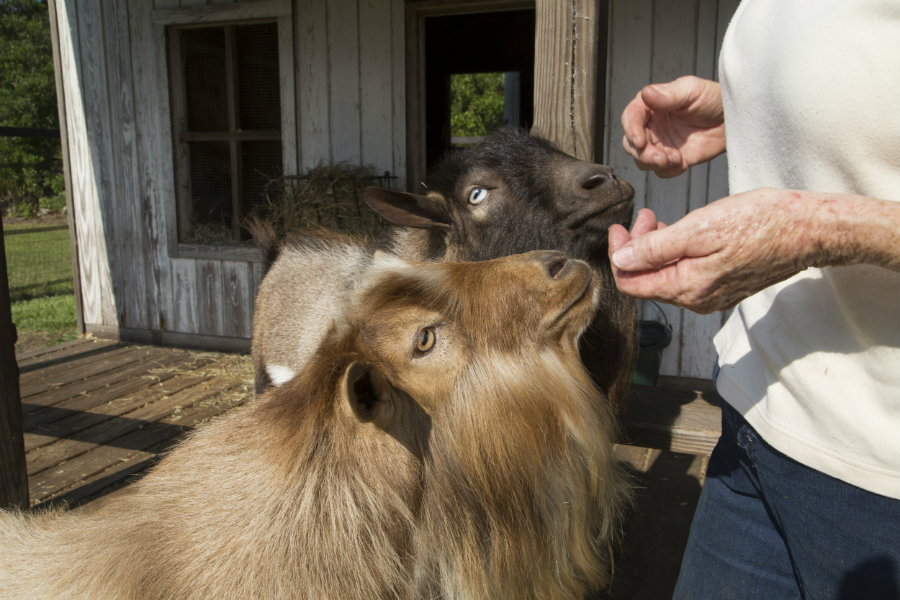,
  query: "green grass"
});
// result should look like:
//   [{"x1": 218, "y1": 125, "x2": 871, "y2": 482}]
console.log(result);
[
  {"x1": 4, "y1": 222, "x2": 73, "y2": 301},
  {"x1": 10, "y1": 293, "x2": 75, "y2": 333},
  {"x1": 4, "y1": 220, "x2": 77, "y2": 340}
]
